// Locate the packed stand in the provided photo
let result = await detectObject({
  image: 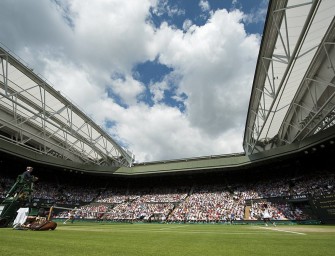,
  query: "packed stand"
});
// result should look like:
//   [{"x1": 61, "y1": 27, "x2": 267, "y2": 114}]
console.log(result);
[{"x1": 2, "y1": 168, "x2": 335, "y2": 223}]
